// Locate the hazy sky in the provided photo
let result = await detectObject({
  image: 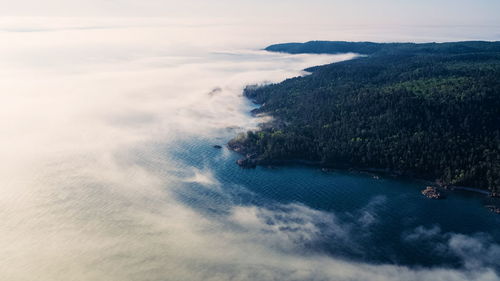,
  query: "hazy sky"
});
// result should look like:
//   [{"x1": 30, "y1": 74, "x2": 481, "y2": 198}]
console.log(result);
[{"x1": 2, "y1": 0, "x2": 500, "y2": 26}]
